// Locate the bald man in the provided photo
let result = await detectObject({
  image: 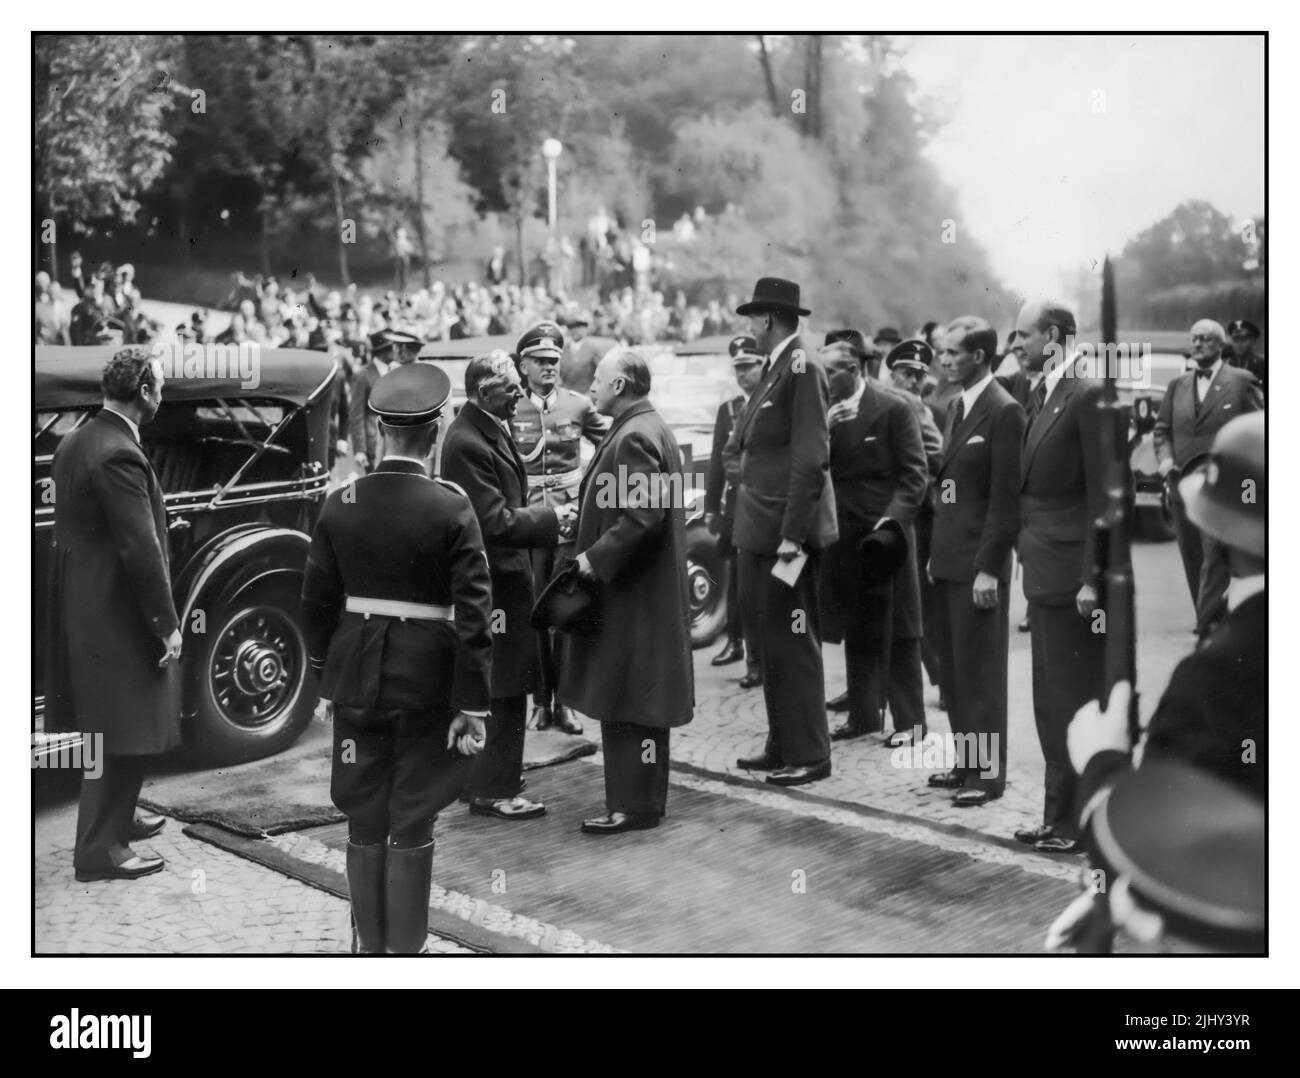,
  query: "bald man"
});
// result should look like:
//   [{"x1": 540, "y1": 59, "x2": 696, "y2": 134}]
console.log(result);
[{"x1": 1153, "y1": 319, "x2": 1263, "y2": 637}]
